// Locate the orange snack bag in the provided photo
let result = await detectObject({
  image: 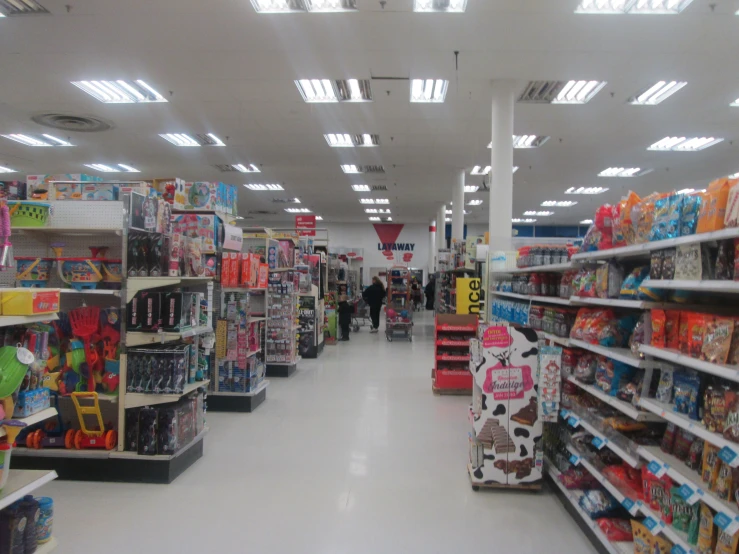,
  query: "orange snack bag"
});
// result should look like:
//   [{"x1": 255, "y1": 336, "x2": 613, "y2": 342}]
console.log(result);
[
  {"x1": 679, "y1": 311, "x2": 691, "y2": 354},
  {"x1": 665, "y1": 310, "x2": 680, "y2": 350},
  {"x1": 651, "y1": 310, "x2": 666, "y2": 348},
  {"x1": 688, "y1": 313, "x2": 710, "y2": 359},
  {"x1": 698, "y1": 178, "x2": 736, "y2": 234},
  {"x1": 621, "y1": 191, "x2": 641, "y2": 246}
]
